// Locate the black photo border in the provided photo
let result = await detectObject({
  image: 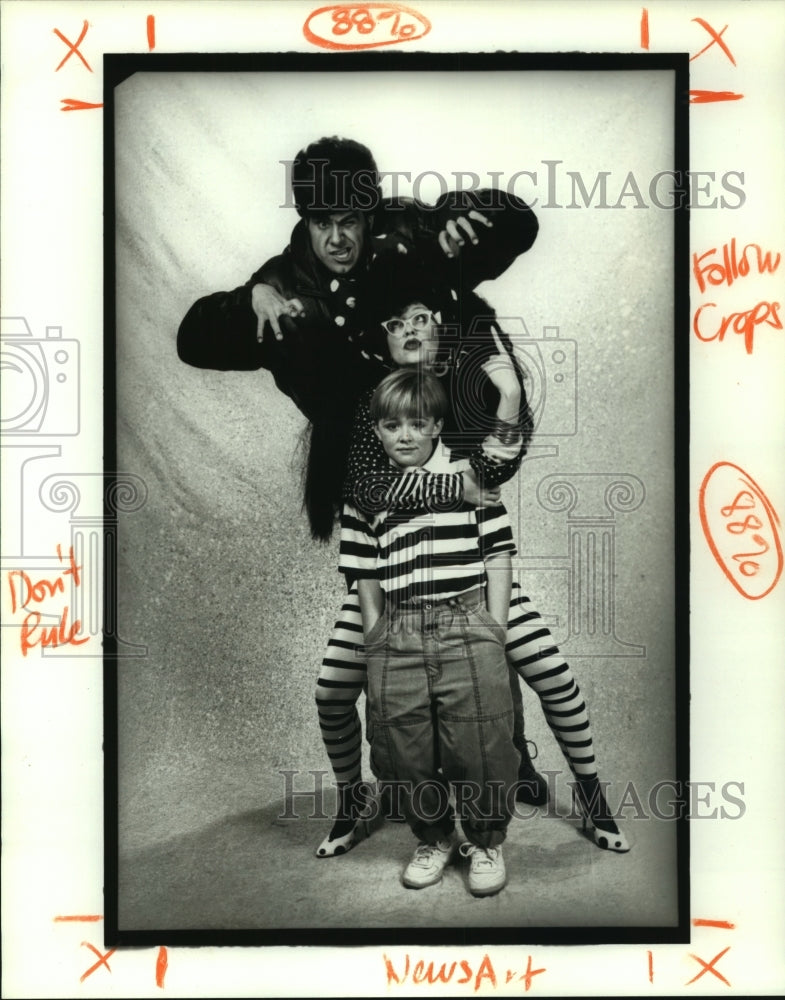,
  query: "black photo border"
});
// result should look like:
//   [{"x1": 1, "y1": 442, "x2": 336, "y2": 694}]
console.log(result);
[{"x1": 103, "y1": 49, "x2": 690, "y2": 949}]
